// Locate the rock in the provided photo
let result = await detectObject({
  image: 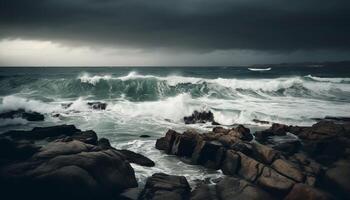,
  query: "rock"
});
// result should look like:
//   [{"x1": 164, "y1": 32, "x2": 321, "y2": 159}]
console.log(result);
[
  {"x1": 295, "y1": 120, "x2": 344, "y2": 141},
  {"x1": 213, "y1": 127, "x2": 230, "y2": 134},
  {"x1": 323, "y1": 159, "x2": 350, "y2": 198},
  {"x1": 253, "y1": 119, "x2": 270, "y2": 124},
  {"x1": 71, "y1": 130, "x2": 98, "y2": 145},
  {"x1": 61, "y1": 102, "x2": 73, "y2": 109},
  {"x1": 251, "y1": 142, "x2": 280, "y2": 164},
  {"x1": 183, "y1": 110, "x2": 217, "y2": 124},
  {"x1": 216, "y1": 176, "x2": 274, "y2": 200},
  {"x1": 140, "y1": 135, "x2": 151, "y2": 138},
  {"x1": 257, "y1": 167, "x2": 295, "y2": 195},
  {"x1": 171, "y1": 130, "x2": 198, "y2": 157},
  {"x1": 237, "y1": 152, "x2": 265, "y2": 182},
  {"x1": 255, "y1": 123, "x2": 289, "y2": 141},
  {"x1": 192, "y1": 140, "x2": 226, "y2": 169},
  {"x1": 155, "y1": 129, "x2": 180, "y2": 153},
  {"x1": 0, "y1": 109, "x2": 44, "y2": 121},
  {"x1": 118, "y1": 149, "x2": 155, "y2": 167},
  {"x1": 3, "y1": 124, "x2": 80, "y2": 140},
  {"x1": 87, "y1": 102, "x2": 107, "y2": 110},
  {"x1": 272, "y1": 140, "x2": 301, "y2": 156},
  {"x1": 221, "y1": 150, "x2": 240, "y2": 175},
  {"x1": 235, "y1": 125, "x2": 253, "y2": 141},
  {"x1": 139, "y1": 173, "x2": 191, "y2": 200},
  {"x1": 98, "y1": 137, "x2": 112, "y2": 149},
  {"x1": 271, "y1": 159, "x2": 305, "y2": 182},
  {"x1": 0, "y1": 137, "x2": 39, "y2": 162},
  {"x1": 284, "y1": 184, "x2": 334, "y2": 200},
  {"x1": 190, "y1": 184, "x2": 213, "y2": 200},
  {"x1": 119, "y1": 187, "x2": 142, "y2": 200}
]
